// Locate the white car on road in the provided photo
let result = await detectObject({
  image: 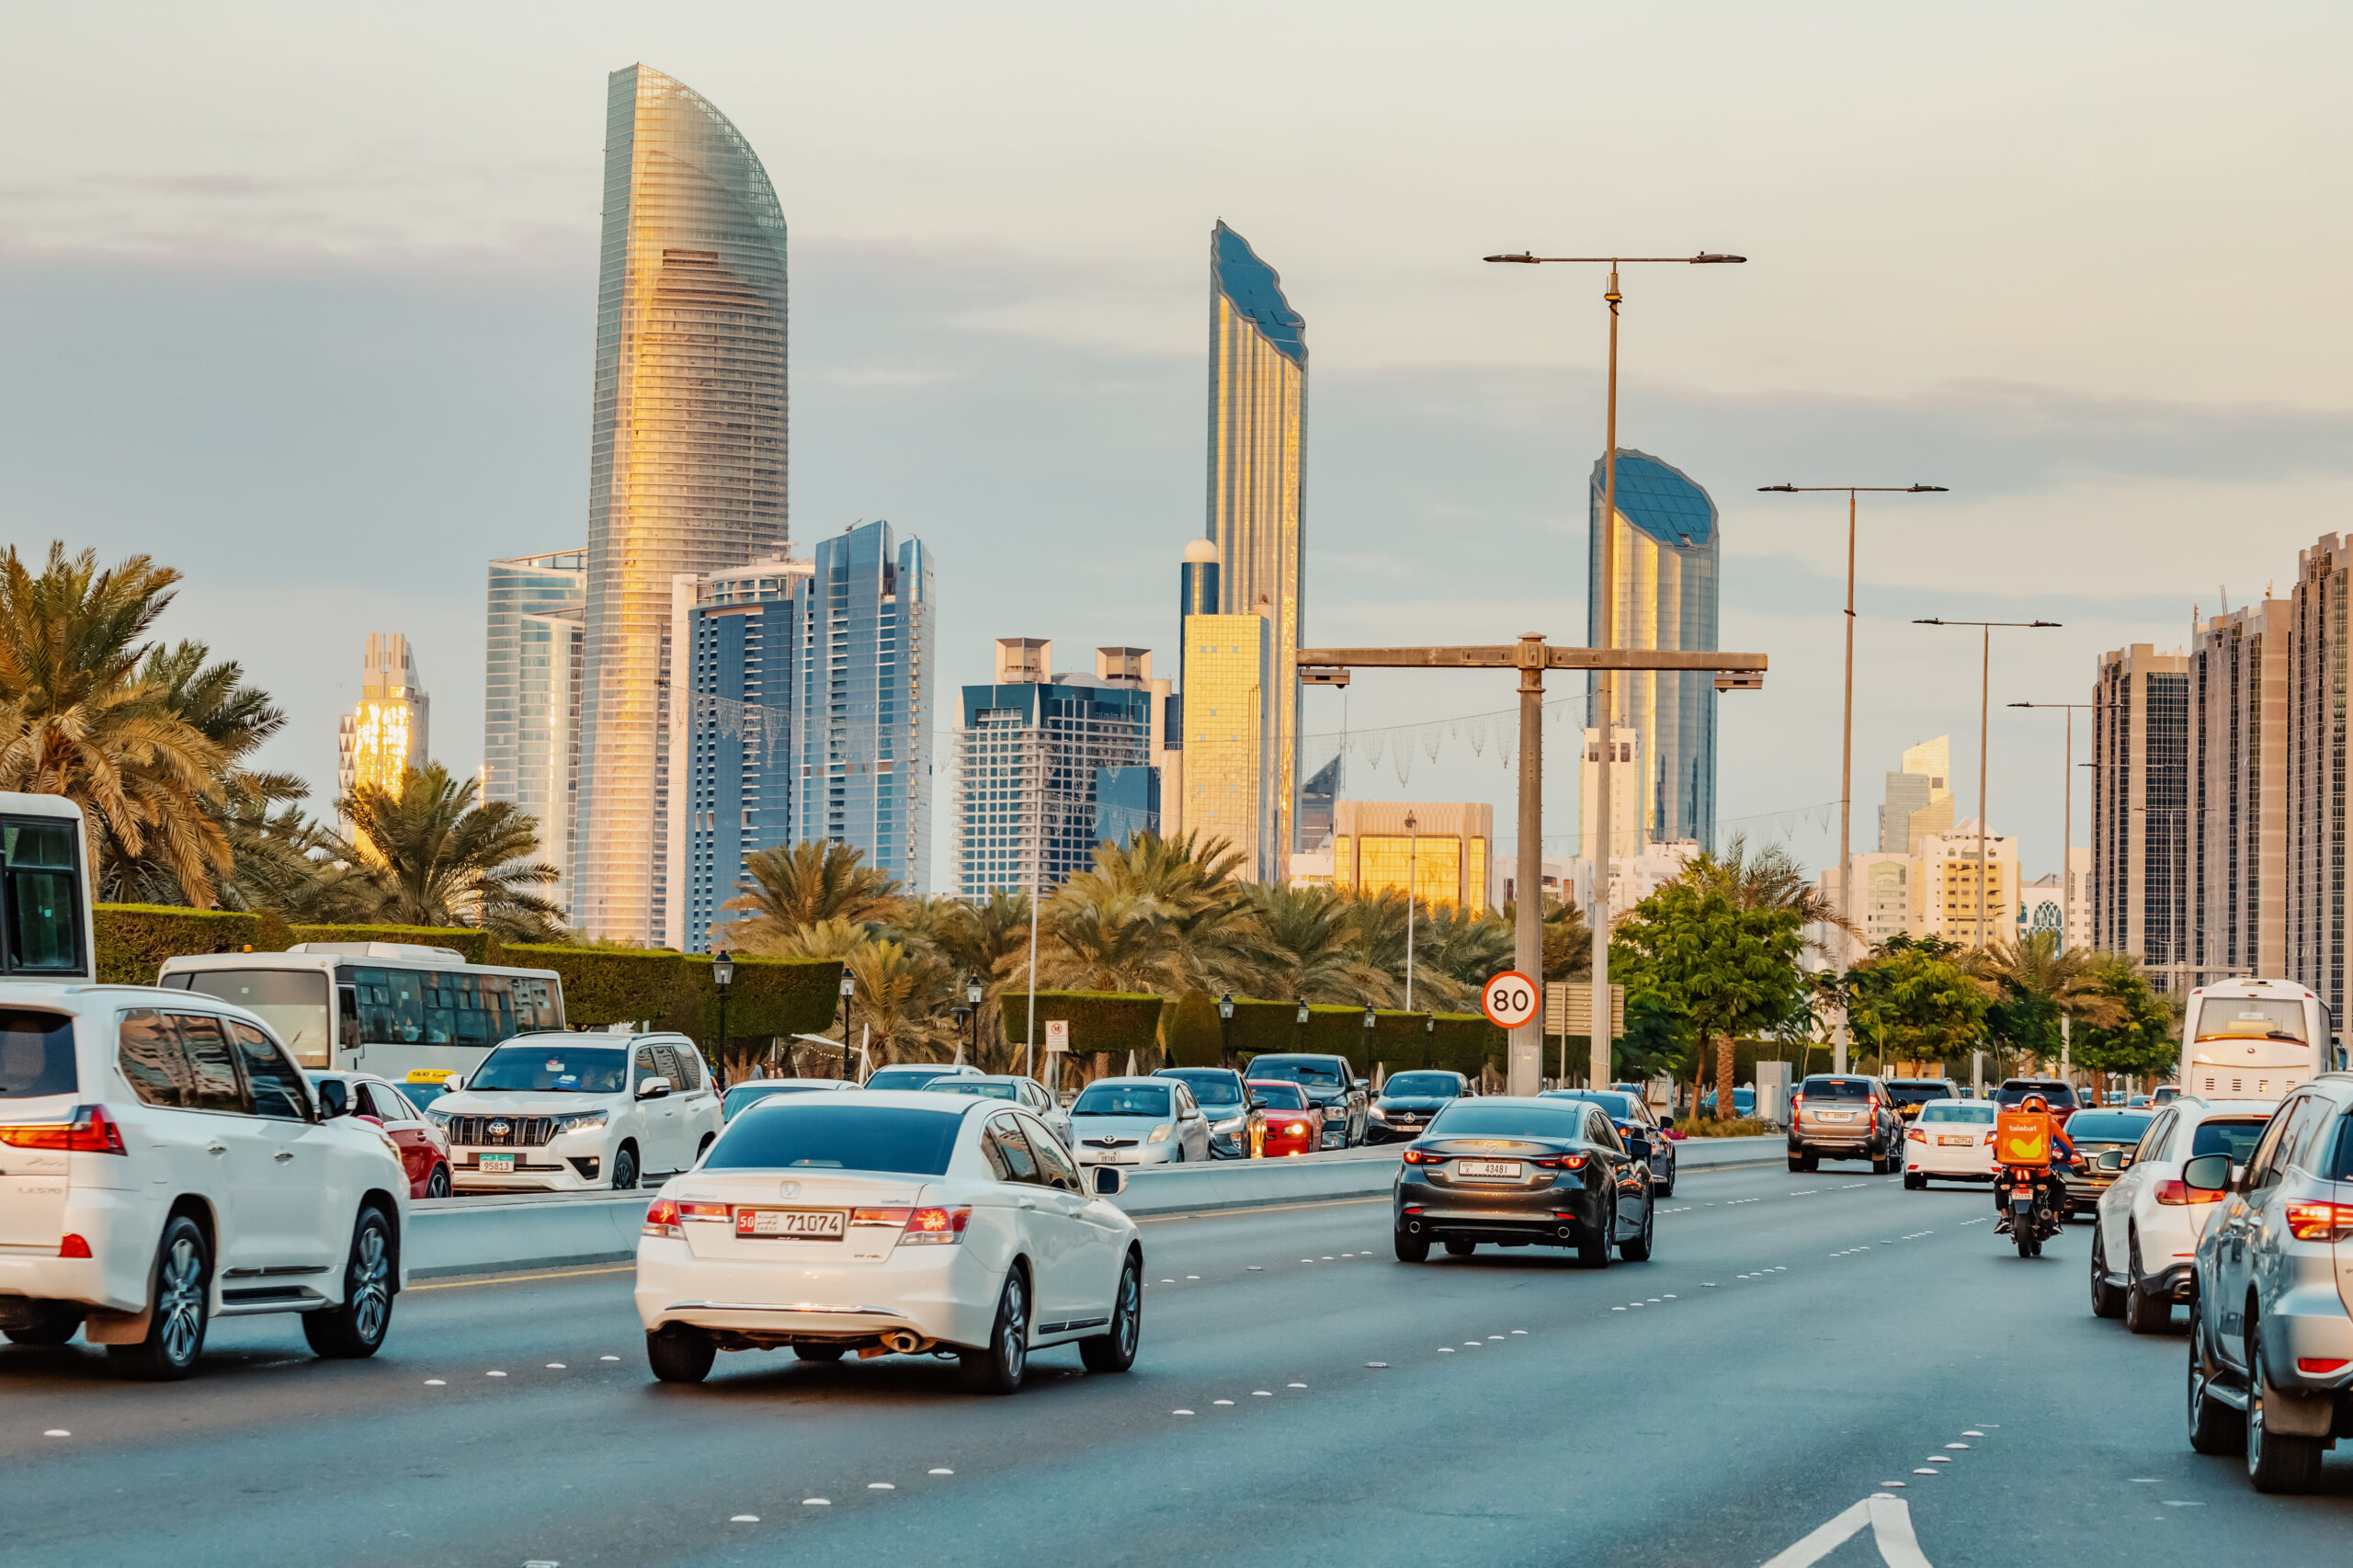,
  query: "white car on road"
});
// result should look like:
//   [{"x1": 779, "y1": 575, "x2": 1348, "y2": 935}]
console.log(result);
[
  {"x1": 635, "y1": 1090, "x2": 1142, "y2": 1392},
  {"x1": 2090, "y1": 1095, "x2": 2276, "y2": 1334},
  {"x1": 1065, "y1": 1076, "x2": 1212, "y2": 1167},
  {"x1": 426, "y1": 1031, "x2": 722, "y2": 1191},
  {"x1": 1901, "y1": 1098, "x2": 1997, "y2": 1188}
]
